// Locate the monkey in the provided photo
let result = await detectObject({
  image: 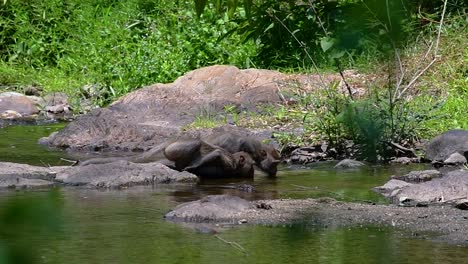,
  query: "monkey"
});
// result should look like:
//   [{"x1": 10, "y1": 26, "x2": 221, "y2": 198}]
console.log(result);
[
  {"x1": 78, "y1": 133, "x2": 281, "y2": 177},
  {"x1": 163, "y1": 139, "x2": 255, "y2": 178},
  {"x1": 203, "y1": 133, "x2": 281, "y2": 177}
]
